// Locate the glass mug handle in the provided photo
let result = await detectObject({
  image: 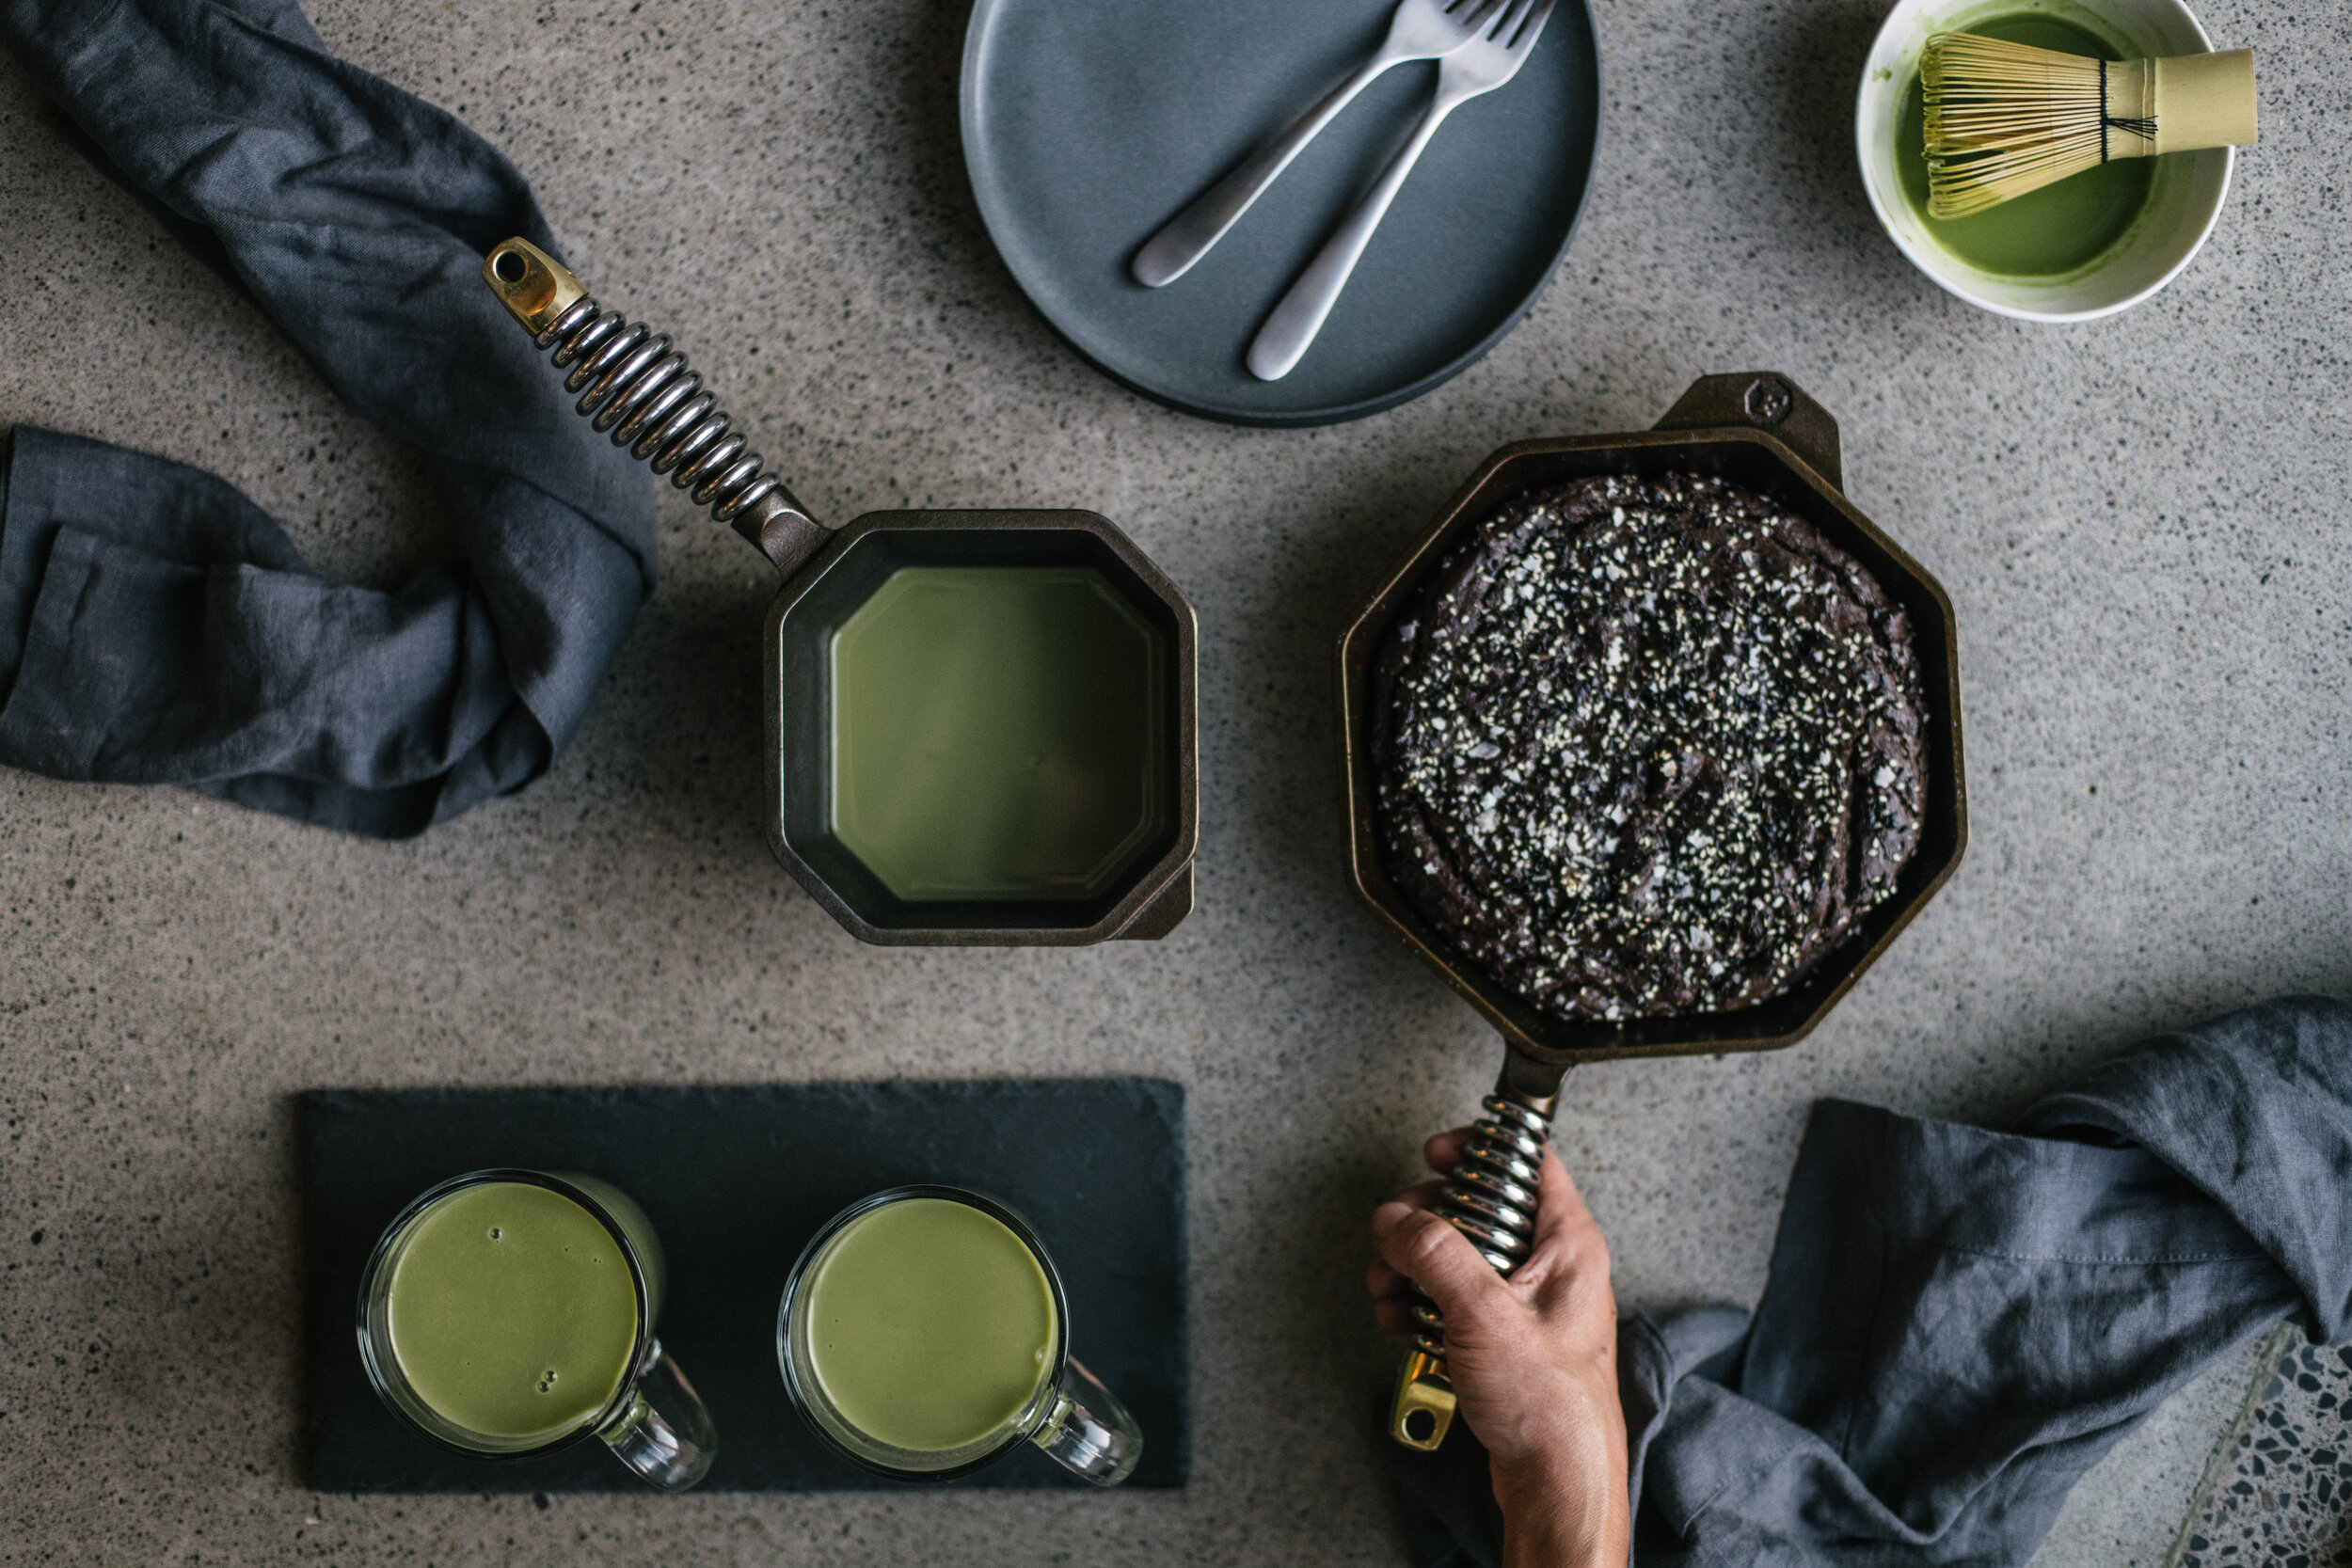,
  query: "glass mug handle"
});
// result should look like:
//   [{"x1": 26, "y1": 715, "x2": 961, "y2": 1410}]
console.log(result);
[
  {"x1": 1029, "y1": 1355, "x2": 1144, "y2": 1485},
  {"x1": 597, "y1": 1337, "x2": 718, "y2": 1492}
]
